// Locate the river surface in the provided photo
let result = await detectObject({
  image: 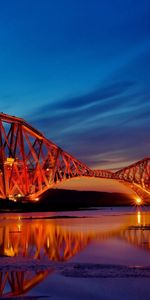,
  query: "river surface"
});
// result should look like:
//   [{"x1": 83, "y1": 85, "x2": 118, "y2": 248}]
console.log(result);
[{"x1": 0, "y1": 207, "x2": 150, "y2": 299}]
